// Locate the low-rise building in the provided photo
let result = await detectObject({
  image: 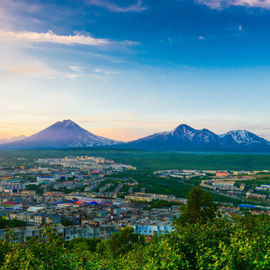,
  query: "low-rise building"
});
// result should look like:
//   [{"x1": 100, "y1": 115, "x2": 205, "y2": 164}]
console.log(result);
[
  {"x1": 246, "y1": 192, "x2": 267, "y2": 200},
  {"x1": 0, "y1": 201, "x2": 22, "y2": 210},
  {"x1": 133, "y1": 224, "x2": 172, "y2": 240}
]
